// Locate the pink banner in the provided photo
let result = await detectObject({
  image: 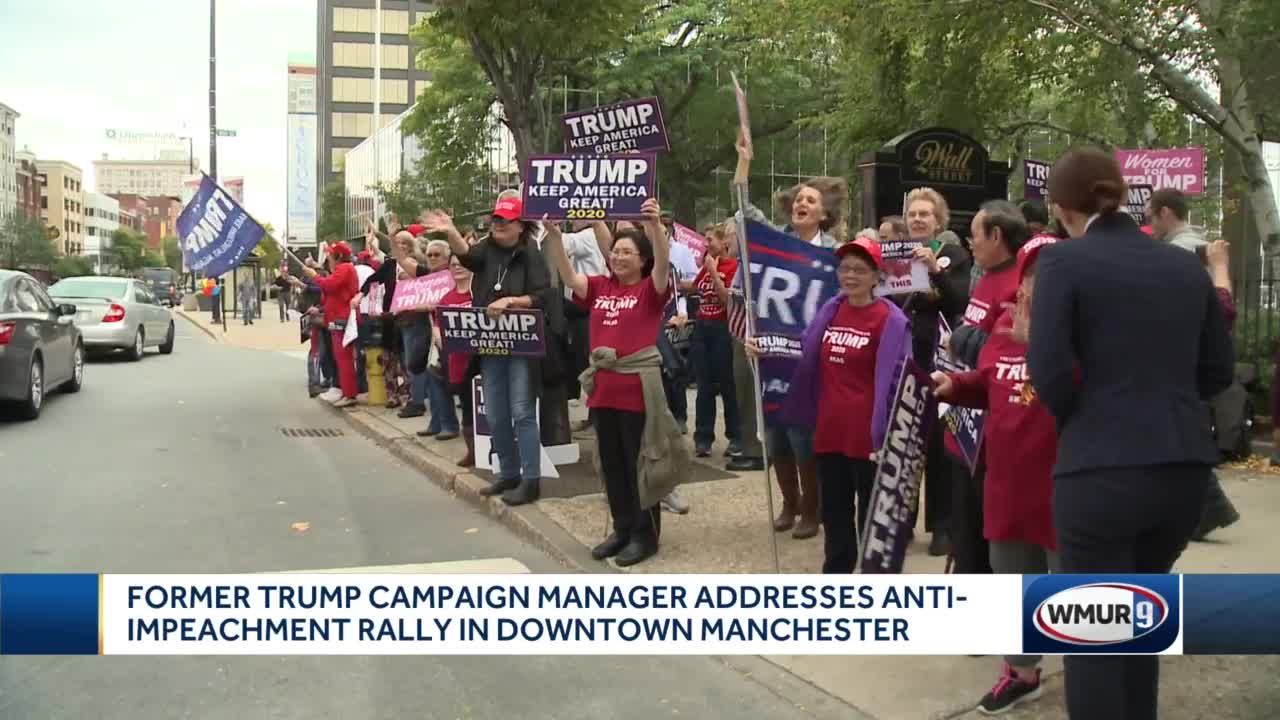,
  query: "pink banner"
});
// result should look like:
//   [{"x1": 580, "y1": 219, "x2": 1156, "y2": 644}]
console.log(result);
[
  {"x1": 673, "y1": 223, "x2": 707, "y2": 265},
  {"x1": 389, "y1": 270, "x2": 453, "y2": 314},
  {"x1": 1115, "y1": 147, "x2": 1205, "y2": 195}
]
